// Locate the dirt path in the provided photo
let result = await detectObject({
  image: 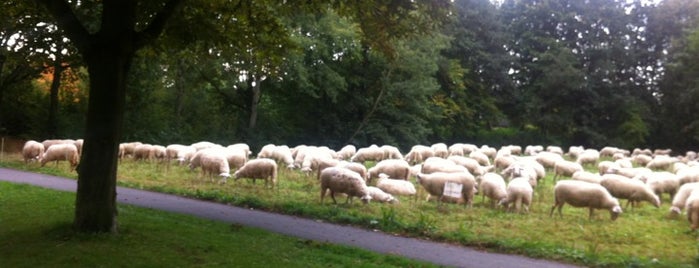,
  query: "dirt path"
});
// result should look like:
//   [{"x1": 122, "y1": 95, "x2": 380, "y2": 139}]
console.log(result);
[{"x1": 0, "y1": 168, "x2": 580, "y2": 268}]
